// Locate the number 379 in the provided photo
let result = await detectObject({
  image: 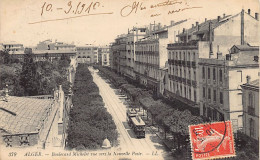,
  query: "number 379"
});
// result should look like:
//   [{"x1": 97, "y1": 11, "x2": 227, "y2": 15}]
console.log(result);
[{"x1": 8, "y1": 152, "x2": 17, "y2": 157}]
